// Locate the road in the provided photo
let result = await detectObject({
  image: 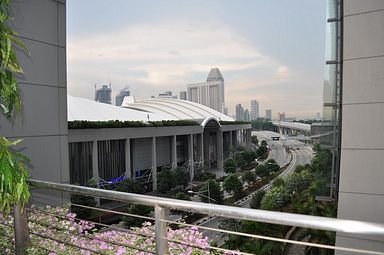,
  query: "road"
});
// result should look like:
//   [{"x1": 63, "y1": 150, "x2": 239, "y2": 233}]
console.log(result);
[{"x1": 198, "y1": 131, "x2": 314, "y2": 243}]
